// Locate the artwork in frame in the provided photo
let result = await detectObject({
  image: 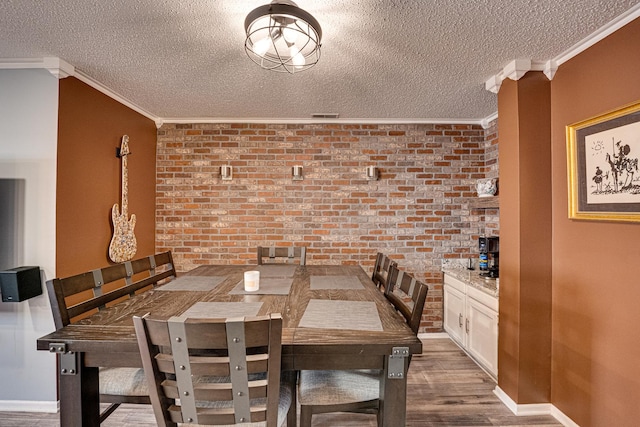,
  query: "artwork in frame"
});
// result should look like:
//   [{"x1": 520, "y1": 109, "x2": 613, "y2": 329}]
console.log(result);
[{"x1": 566, "y1": 100, "x2": 640, "y2": 222}]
